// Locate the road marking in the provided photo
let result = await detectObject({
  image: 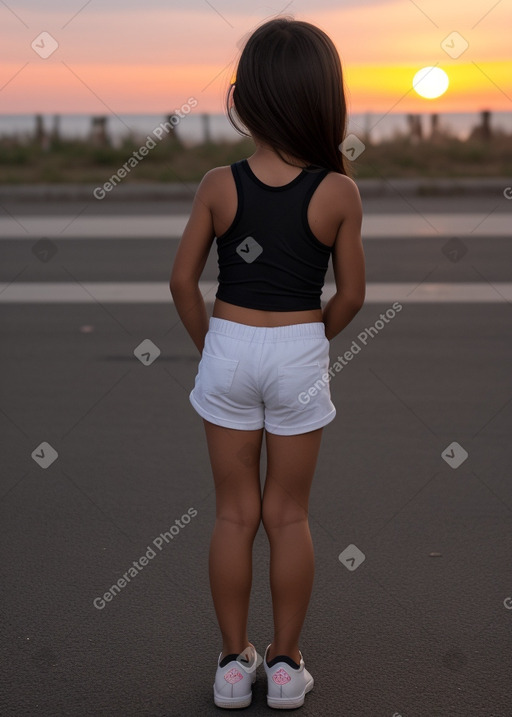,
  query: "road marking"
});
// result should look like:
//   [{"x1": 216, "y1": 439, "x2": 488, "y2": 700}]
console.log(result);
[
  {"x1": 1, "y1": 282, "x2": 511, "y2": 303},
  {"x1": 1, "y1": 213, "x2": 511, "y2": 238}
]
